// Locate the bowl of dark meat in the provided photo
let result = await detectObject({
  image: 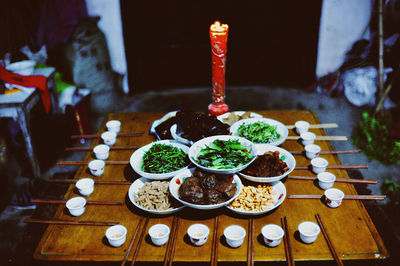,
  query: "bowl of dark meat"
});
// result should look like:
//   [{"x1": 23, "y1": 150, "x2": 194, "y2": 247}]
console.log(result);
[
  {"x1": 238, "y1": 145, "x2": 296, "y2": 183},
  {"x1": 169, "y1": 168, "x2": 242, "y2": 210}
]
